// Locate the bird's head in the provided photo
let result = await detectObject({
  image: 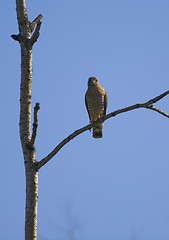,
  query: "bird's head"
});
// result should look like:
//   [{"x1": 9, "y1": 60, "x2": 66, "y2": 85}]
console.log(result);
[{"x1": 88, "y1": 77, "x2": 99, "y2": 87}]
